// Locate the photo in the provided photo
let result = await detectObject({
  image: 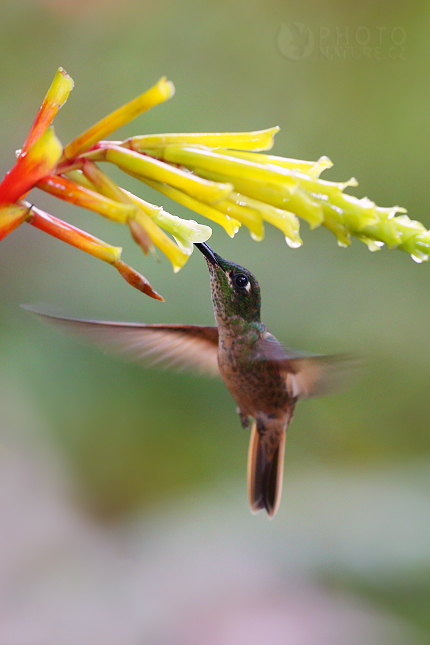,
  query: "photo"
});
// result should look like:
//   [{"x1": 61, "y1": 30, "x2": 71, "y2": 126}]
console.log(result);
[{"x1": 0, "y1": 1, "x2": 429, "y2": 643}]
